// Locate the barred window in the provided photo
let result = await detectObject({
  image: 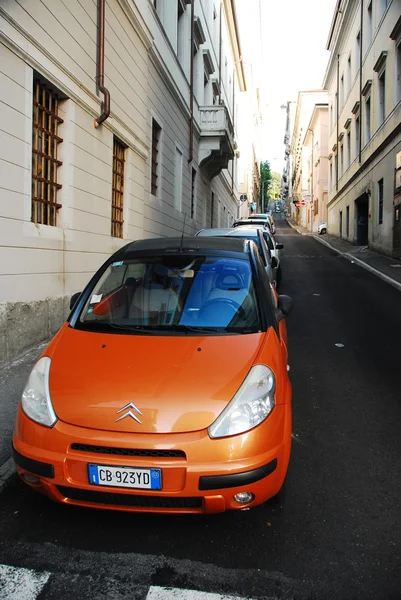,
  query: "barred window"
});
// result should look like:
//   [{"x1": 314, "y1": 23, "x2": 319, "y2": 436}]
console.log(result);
[
  {"x1": 111, "y1": 137, "x2": 125, "y2": 239},
  {"x1": 151, "y1": 119, "x2": 161, "y2": 196},
  {"x1": 32, "y1": 80, "x2": 63, "y2": 226}
]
